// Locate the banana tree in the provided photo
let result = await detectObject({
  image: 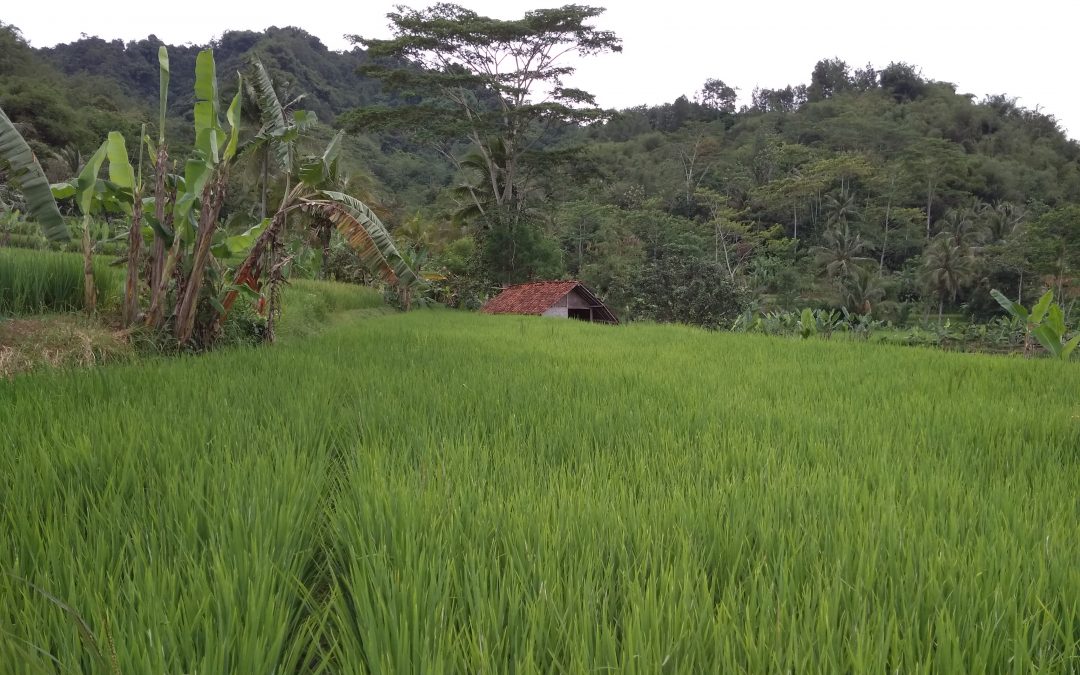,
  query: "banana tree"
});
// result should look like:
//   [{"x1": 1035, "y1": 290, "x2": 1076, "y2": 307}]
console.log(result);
[
  {"x1": 244, "y1": 56, "x2": 316, "y2": 218},
  {"x1": 146, "y1": 46, "x2": 171, "y2": 325},
  {"x1": 992, "y1": 289, "x2": 1080, "y2": 360},
  {"x1": 171, "y1": 49, "x2": 243, "y2": 344},
  {"x1": 50, "y1": 131, "x2": 136, "y2": 313},
  {"x1": 215, "y1": 131, "x2": 417, "y2": 341},
  {"x1": 0, "y1": 105, "x2": 69, "y2": 242}
]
